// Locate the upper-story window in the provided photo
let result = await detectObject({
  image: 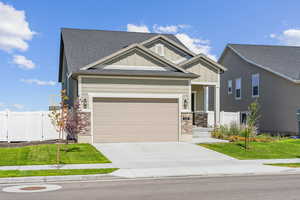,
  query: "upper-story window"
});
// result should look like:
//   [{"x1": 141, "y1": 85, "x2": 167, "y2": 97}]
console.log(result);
[
  {"x1": 227, "y1": 80, "x2": 232, "y2": 94},
  {"x1": 155, "y1": 44, "x2": 165, "y2": 57},
  {"x1": 235, "y1": 78, "x2": 241, "y2": 100},
  {"x1": 252, "y1": 73, "x2": 259, "y2": 97}
]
